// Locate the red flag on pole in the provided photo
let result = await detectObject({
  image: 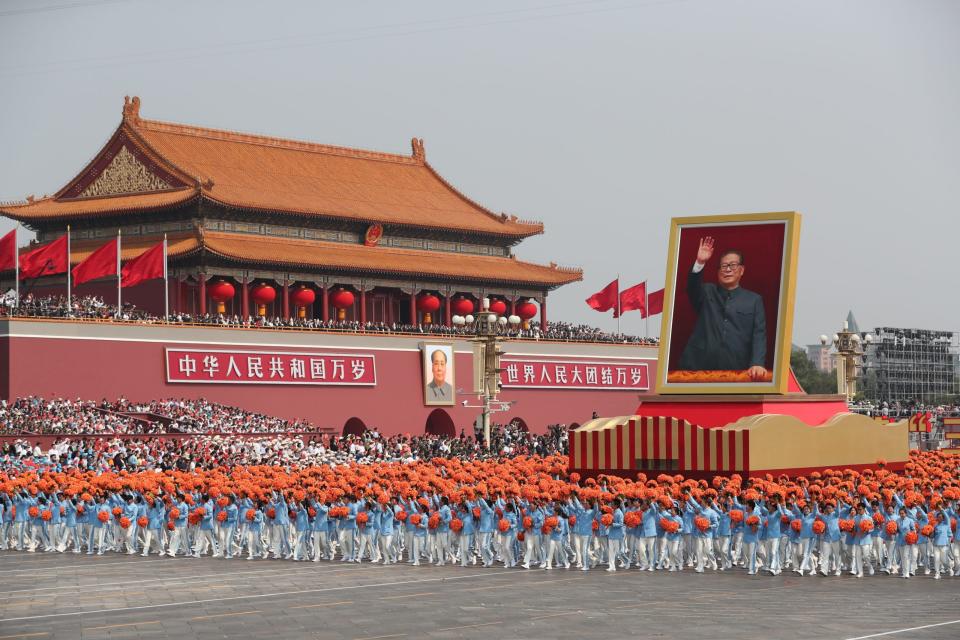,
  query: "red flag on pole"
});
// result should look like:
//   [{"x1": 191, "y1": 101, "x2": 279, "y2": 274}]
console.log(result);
[
  {"x1": 585, "y1": 278, "x2": 618, "y2": 313},
  {"x1": 615, "y1": 281, "x2": 646, "y2": 318},
  {"x1": 121, "y1": 241, "x2": 164, "y2": 288},
  {"x1": 19, "y1": 234, "x2": 68, "y2": 279},
  {"x1": 0, "y1": 229, "x2": 15, "y2": 272},
  {"x1": 646, "y1": 288, "x2": 664, "y2": 317},
  {"x1": 71, "y1": 238, "x2": 118, "y2": 286}
]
